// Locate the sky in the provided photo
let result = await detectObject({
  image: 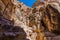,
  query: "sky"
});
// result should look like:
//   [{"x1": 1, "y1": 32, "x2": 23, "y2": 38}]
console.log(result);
[
  {"x1": 18, "y1": 0, "x2": 44, "y2": 7},
  {"x1": 18, "y1": 0, "x2": 36, "y2": 7}
]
